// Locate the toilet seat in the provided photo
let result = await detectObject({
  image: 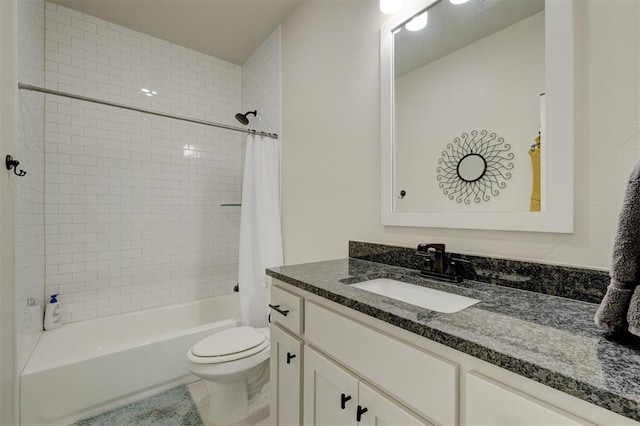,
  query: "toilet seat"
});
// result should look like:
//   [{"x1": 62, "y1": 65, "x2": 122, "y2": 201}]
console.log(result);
[{"x1": 188, "y1": 326, "x2": 269, "y2": 364}]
